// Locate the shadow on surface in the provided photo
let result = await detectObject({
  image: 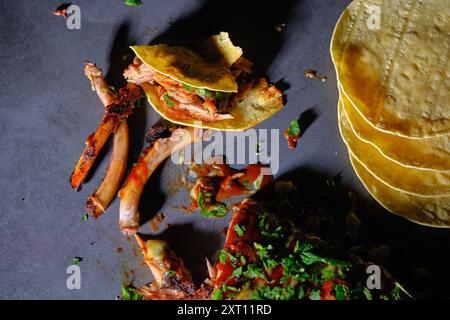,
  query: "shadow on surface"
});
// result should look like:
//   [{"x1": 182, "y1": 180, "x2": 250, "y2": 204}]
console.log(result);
[
  {"x1": 106, "y1": 22, "x2": 135, "y2": 88},
  {"x1": 151, "y1": 0, "x2": 300, "y2": 76}
]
